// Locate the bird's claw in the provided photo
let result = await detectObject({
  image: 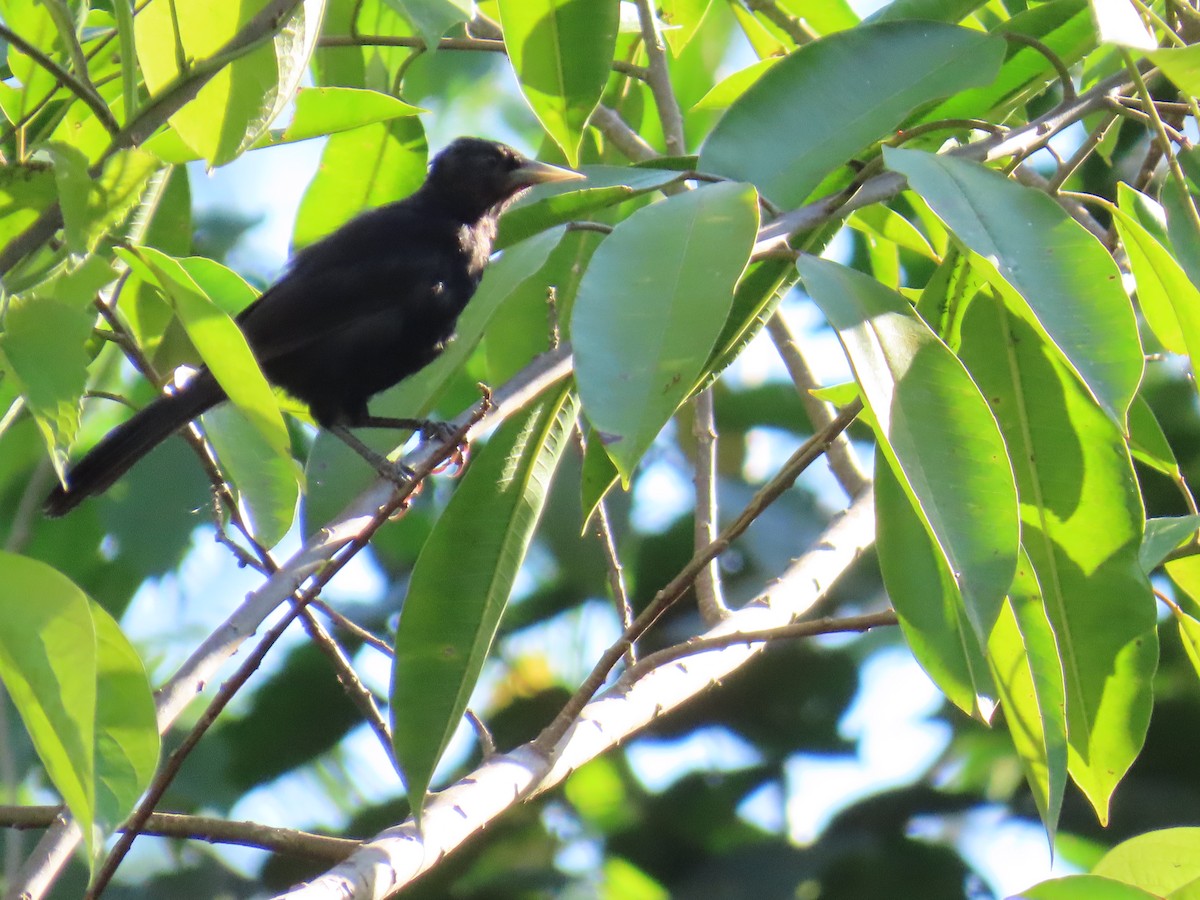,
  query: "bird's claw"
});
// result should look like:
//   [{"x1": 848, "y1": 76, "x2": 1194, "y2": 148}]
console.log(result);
[{"x1": 419, "y1": 419, "x2": 458, "y2": 444}]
